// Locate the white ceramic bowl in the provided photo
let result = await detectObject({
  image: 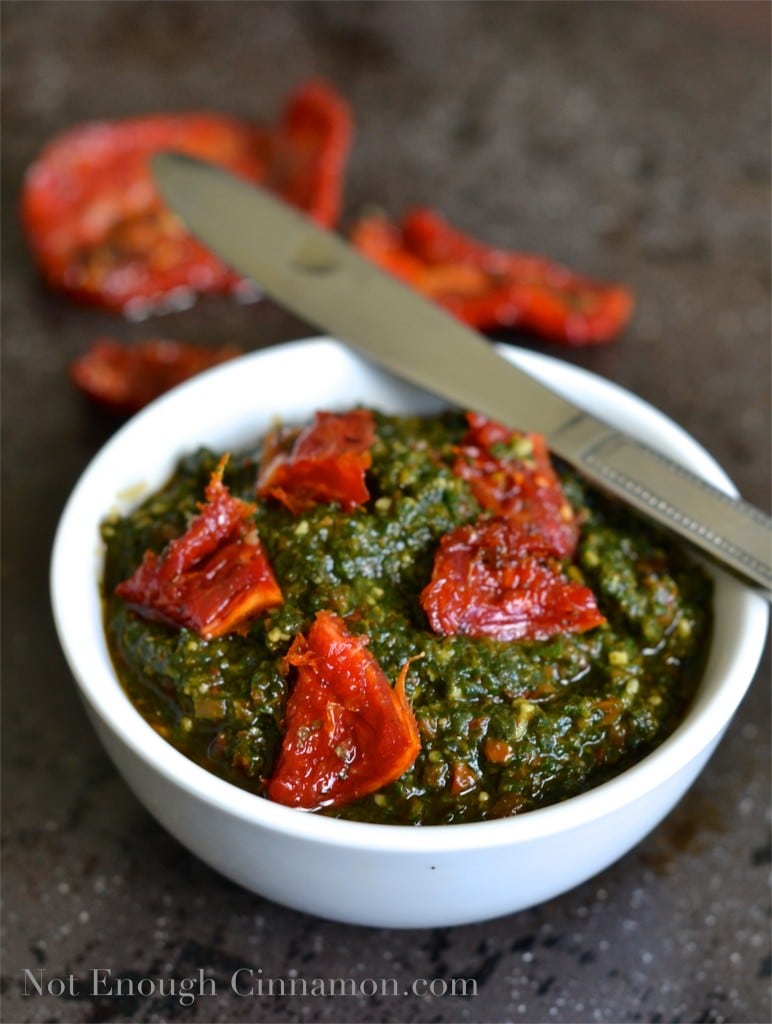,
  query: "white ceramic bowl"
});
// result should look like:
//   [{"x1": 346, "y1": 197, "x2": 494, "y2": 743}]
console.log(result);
[{"x1": 51, "y1": 337, "x2": 768, "y2": 928}]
